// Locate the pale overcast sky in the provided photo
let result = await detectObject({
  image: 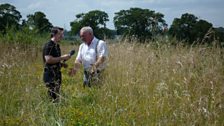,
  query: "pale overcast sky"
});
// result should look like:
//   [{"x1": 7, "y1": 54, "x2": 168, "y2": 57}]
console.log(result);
[{"x1": 1, "y1": 0, "x2": 223, "y2": 30}]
